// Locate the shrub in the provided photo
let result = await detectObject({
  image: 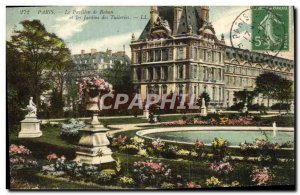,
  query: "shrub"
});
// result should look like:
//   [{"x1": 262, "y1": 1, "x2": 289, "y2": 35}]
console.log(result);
[
  {"x1": 111, "y1": 135, "x2": 127, "y2": 149},
  {"x1": 211, "y1": 138, "x2": 229, "y2": 159},
  {"x1": 177, "y1": 149, "x2": 190, "y2": 157},
  {"x1": 251, "y1": 167, "x2": 271, "y2": 186},
  {"x1": 205, "y1": 176, "x2": 221, "y2": 187},
  {"x1": 60, "y1": 118, "x2": 85, "y2": 144},
  {"x1": 161, "y1": 182, "x2": 175, "y2": 189},
  {"x1": 119, "y1": 176, "x2": 135, "y2": 187},
  {"x1": 9, "y1": 144, "x2": 38, "y2": 172},
  {"x1": 120, "y1": 144, "x2": 139, "y2": 155},
  {"x1": 132, "y1": 160, "x2": 172, "y2": 187},
  {"x1": 97, "y1": 169, "x2": 117, "y2": 183},
  {"x1": 130, "y1": 136, "x2": 145, "y2": 149},
  {"x1": 210, "y1": 161, "x2": 234, "y2": 174},
  {"x1": 161, "y1": 145, "x2": 178, "y2": 159}
]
